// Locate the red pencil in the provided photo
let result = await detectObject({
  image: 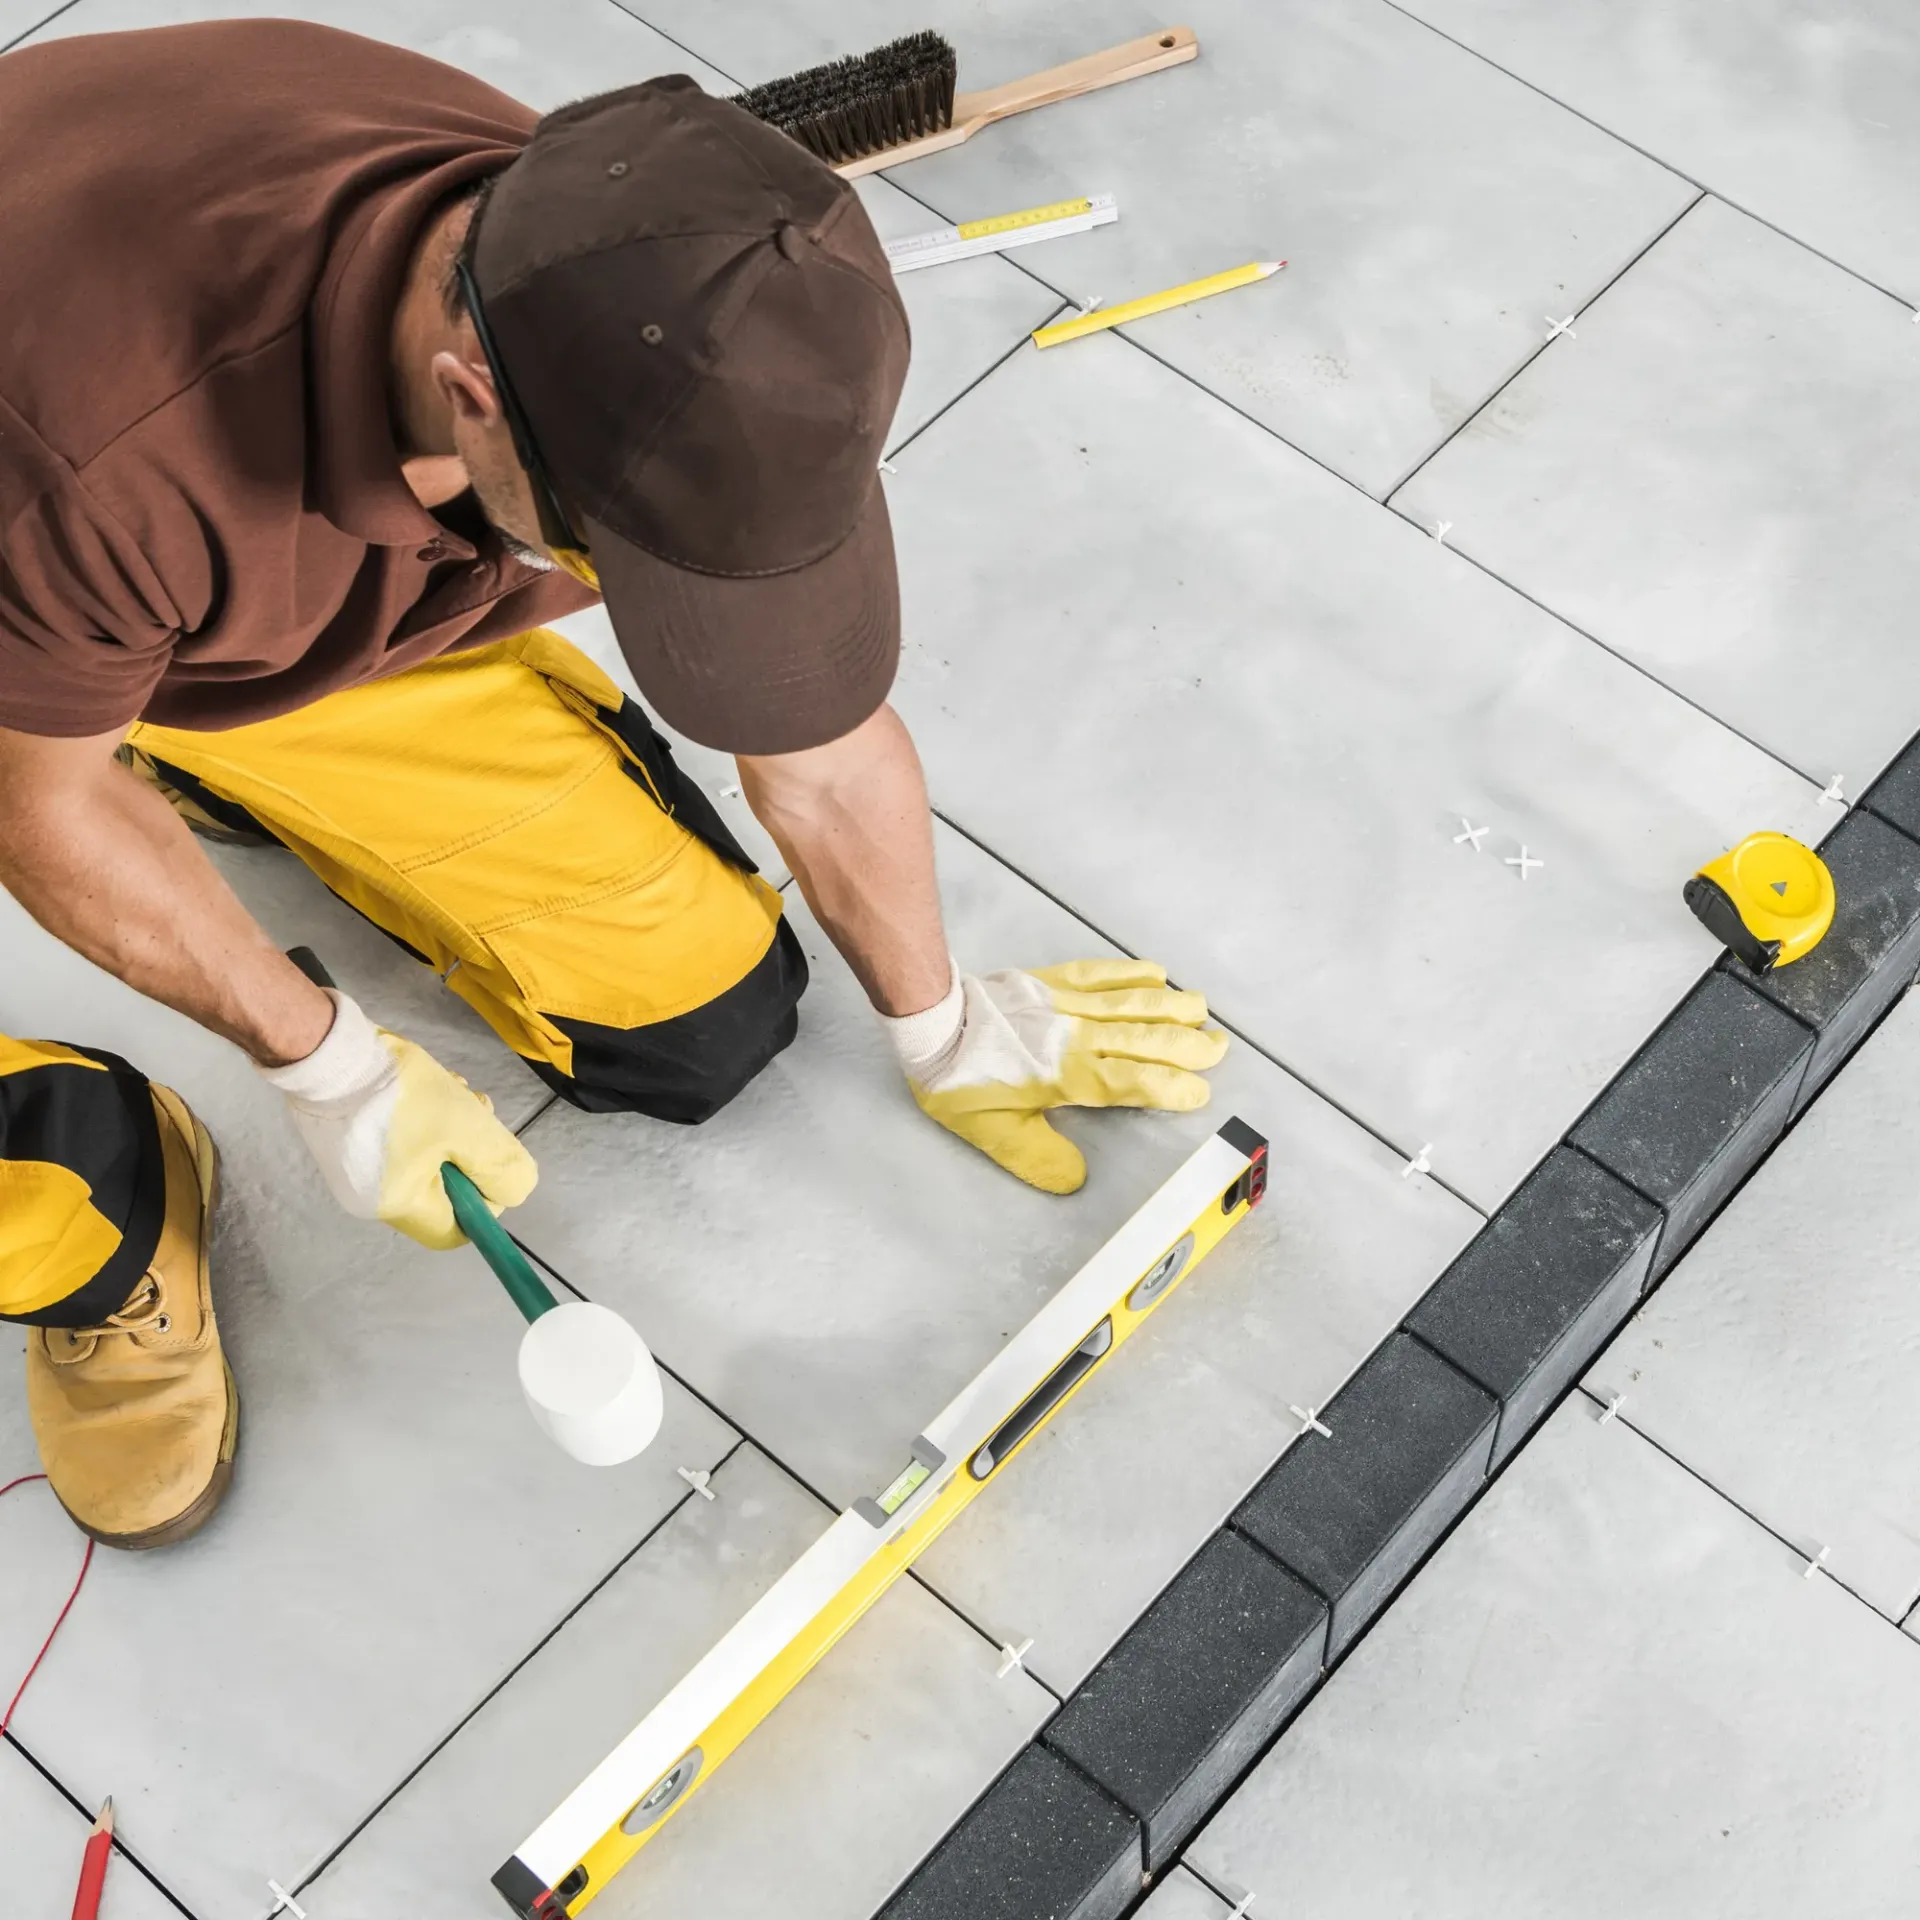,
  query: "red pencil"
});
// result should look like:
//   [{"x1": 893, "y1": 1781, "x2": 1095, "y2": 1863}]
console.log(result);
[{"x1": 71, "y1": 1797, "x2": 112, "y2": 1920}]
